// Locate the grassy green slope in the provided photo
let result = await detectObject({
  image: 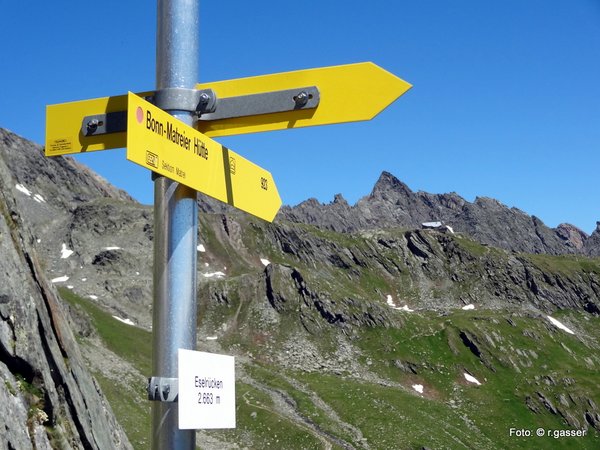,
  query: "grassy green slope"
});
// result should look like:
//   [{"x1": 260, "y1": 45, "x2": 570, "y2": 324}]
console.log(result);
[{"x1": 59, "y1": 286, "x2": 599, "y2": 449}]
